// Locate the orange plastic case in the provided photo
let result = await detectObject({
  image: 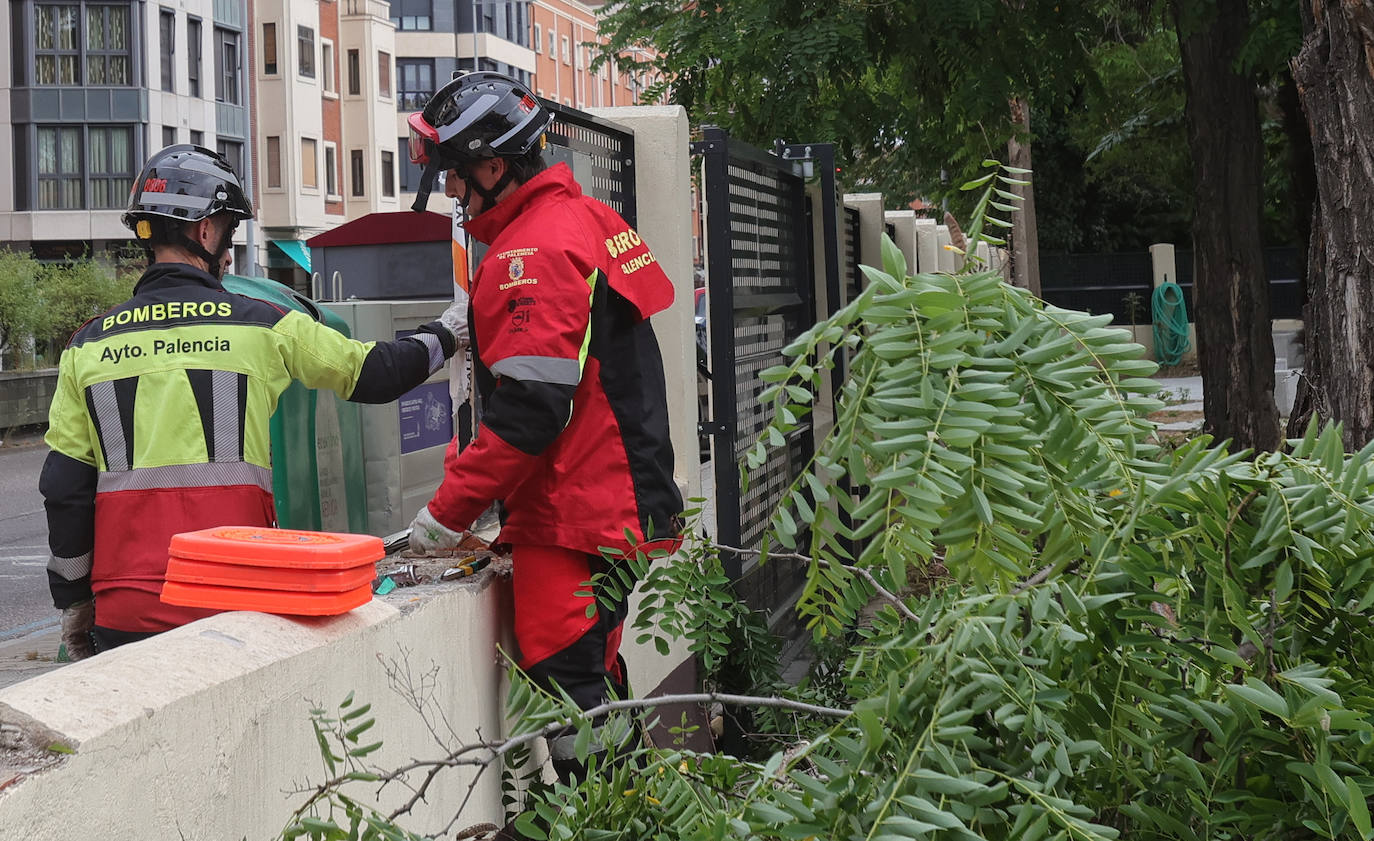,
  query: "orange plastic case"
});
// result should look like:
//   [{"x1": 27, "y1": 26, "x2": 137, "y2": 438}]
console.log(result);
[
  {"x1": 168, "y1": 526, "x2": 384, "y2": 569},
  {"x1": 166, "y1": 556, "x2": 377, "y2": 592},
  {"x1": 160, "y1": 580, "x2": 373, "y2": 615},
  {"x1": 160, "y1": 526, "x2": 384, "y2": 616}
]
